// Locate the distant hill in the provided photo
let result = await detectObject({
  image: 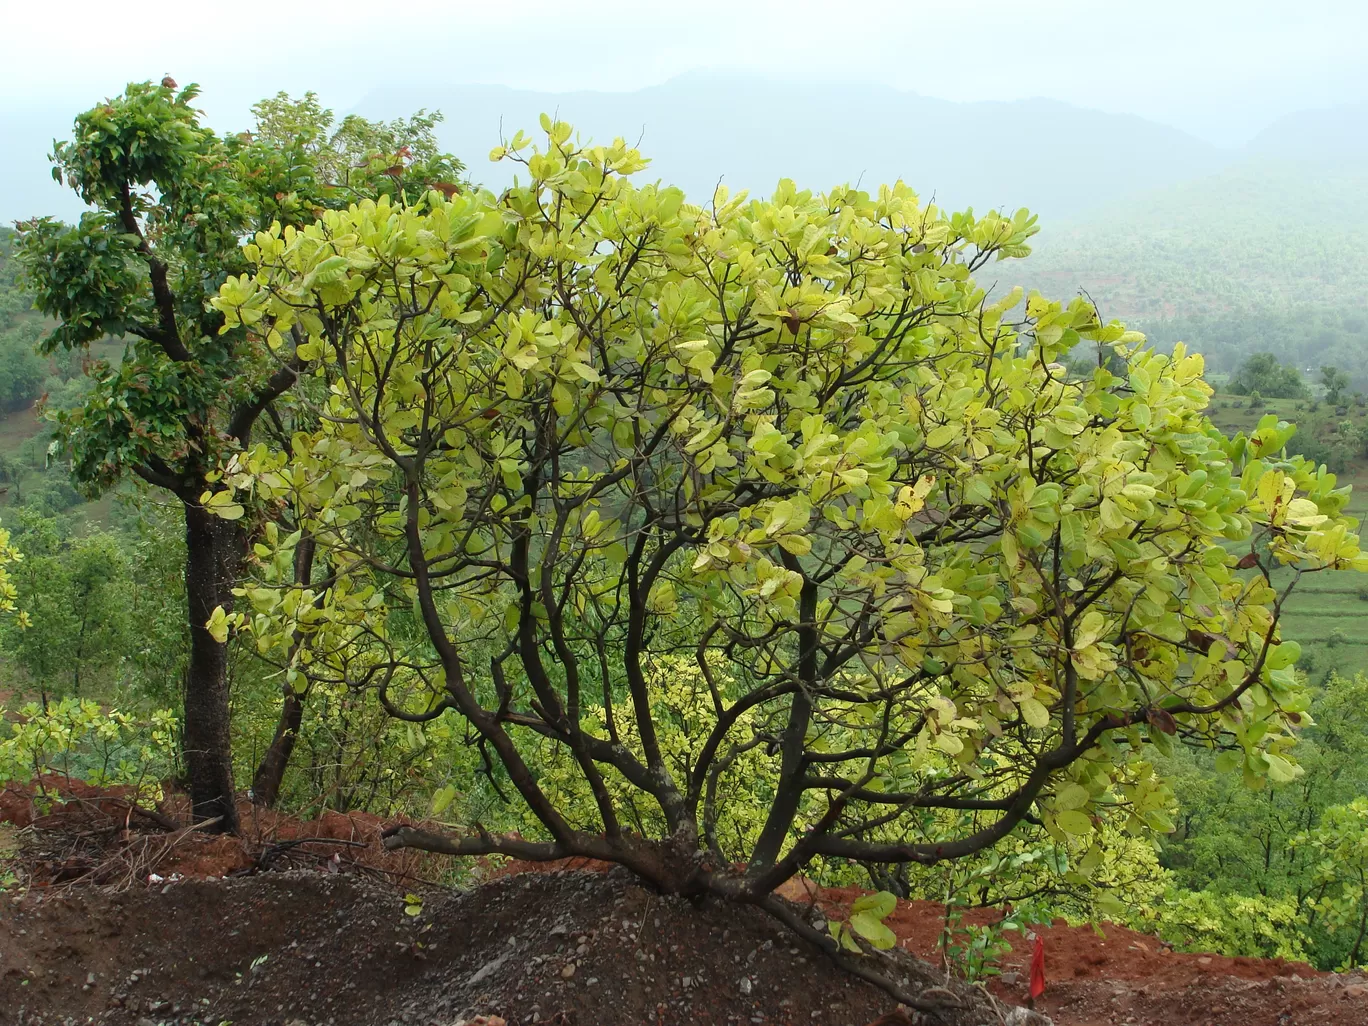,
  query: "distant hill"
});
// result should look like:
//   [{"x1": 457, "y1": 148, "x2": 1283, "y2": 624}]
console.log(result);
[
  {"x1": 1245, "y1": 102, "x2": 1368, "y2": 162},
  {"x1": 351, "y1": 74, "x2": 1226, "y2": 221},
  {"x1": 1023, "y1": 158, "x2": 1368, "y2": 312},
  {"x1": 7, "y1": 77, "x2": 1366, "y2": 385},
  {"x1": 7, "y1": 76, "x2": 1362, "y2": 226},
  {"x1": 1019, "y1": 158, "x2": 1368, "y2": 379}
]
